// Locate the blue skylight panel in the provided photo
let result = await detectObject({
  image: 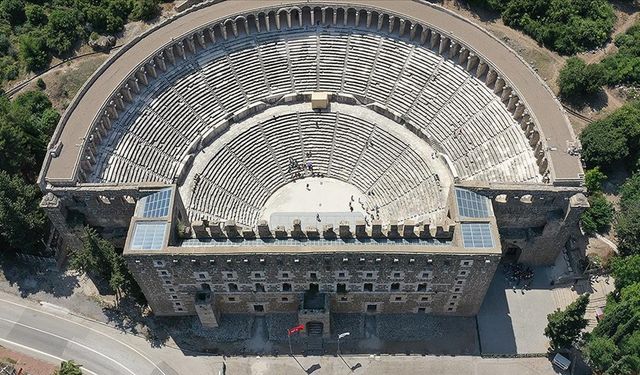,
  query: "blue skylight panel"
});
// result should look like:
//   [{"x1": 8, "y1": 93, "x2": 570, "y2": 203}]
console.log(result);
[
  {"x1": 461, "y1": 223, "x2": 494, "y2": 248},
  {"x1": 142, "y1": 188, "x2": 172, "y2": 218},
  {"x1": 131, "y1": 222, "x2": 167, "y2": 250},
  {"x1": 456, "y1": 188, "x2": 491, "y2": 218}
]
